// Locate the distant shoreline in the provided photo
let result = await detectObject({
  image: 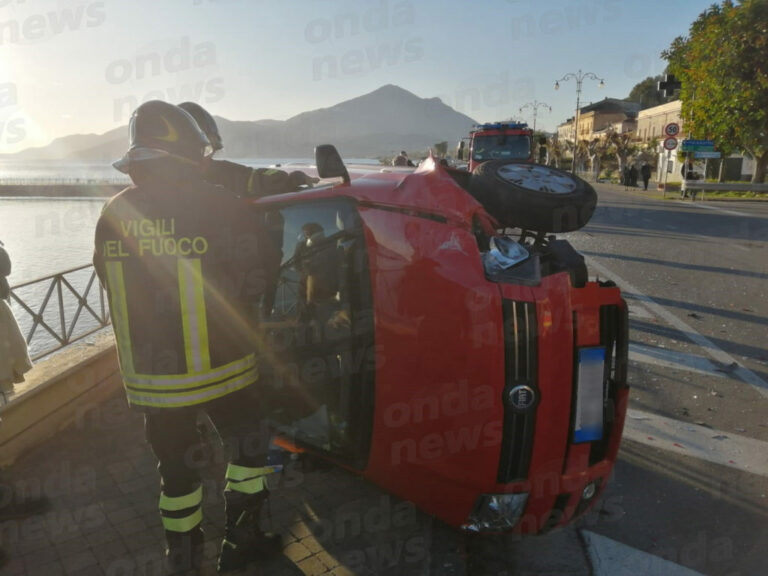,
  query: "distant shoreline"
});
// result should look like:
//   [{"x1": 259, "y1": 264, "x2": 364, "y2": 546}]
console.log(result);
[{"x1": 0, "y1": 183, "x2": 126, "y2": 198}]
